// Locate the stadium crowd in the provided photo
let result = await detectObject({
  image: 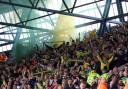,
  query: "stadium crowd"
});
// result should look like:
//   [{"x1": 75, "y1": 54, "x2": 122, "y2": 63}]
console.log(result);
[{"x1": 0, "y1": 24, "x2": 128, "y2": 89}]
